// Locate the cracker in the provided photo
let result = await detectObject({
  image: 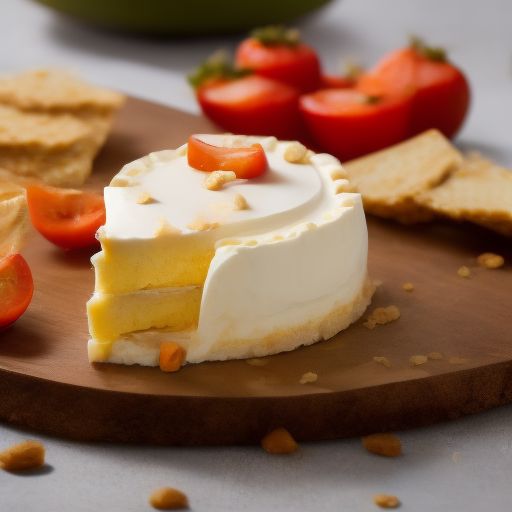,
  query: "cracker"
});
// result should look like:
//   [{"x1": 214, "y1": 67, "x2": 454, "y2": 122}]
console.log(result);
[
  {"x1": 0, "y1": 69, "x2": 126, "y2": 185},
  {"x1": 415, "y1": 153, "x2": 512, "y2": 236},
  {"x1": 0, "y1": 172, "x2": 29, "y2": 257},
  {"x1": 343, "y1": 129, "x2": 463, "y2": 223},
  {"x1": 0, "y1": 105, "x2": 97, "y2": 186}
]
